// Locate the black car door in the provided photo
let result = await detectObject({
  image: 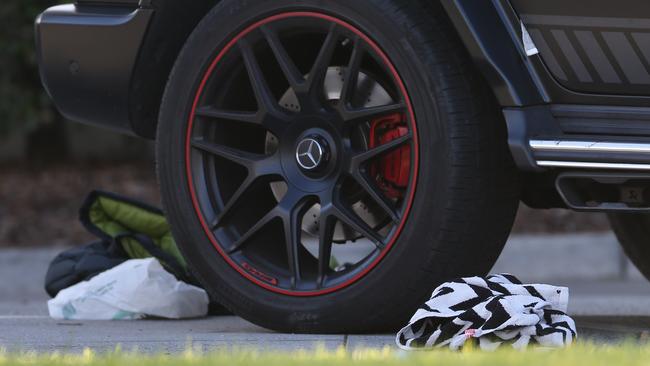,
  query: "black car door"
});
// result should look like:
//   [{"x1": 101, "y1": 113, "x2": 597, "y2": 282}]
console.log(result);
[{"x1": 511, "y1": 0, "x2": 650, "y2": 96}]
